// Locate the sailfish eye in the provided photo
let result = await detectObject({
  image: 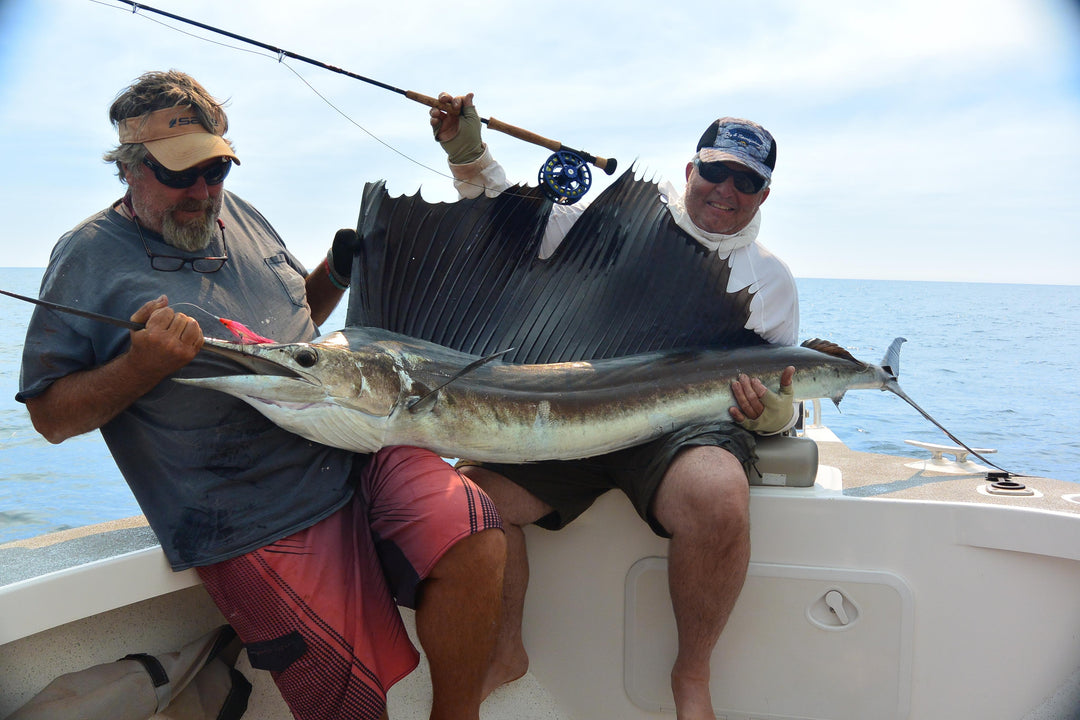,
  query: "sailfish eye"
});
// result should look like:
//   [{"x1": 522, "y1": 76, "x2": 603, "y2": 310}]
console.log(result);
[{"x1": 294, "y1": 348, "x2": 318, "y2": 368}]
